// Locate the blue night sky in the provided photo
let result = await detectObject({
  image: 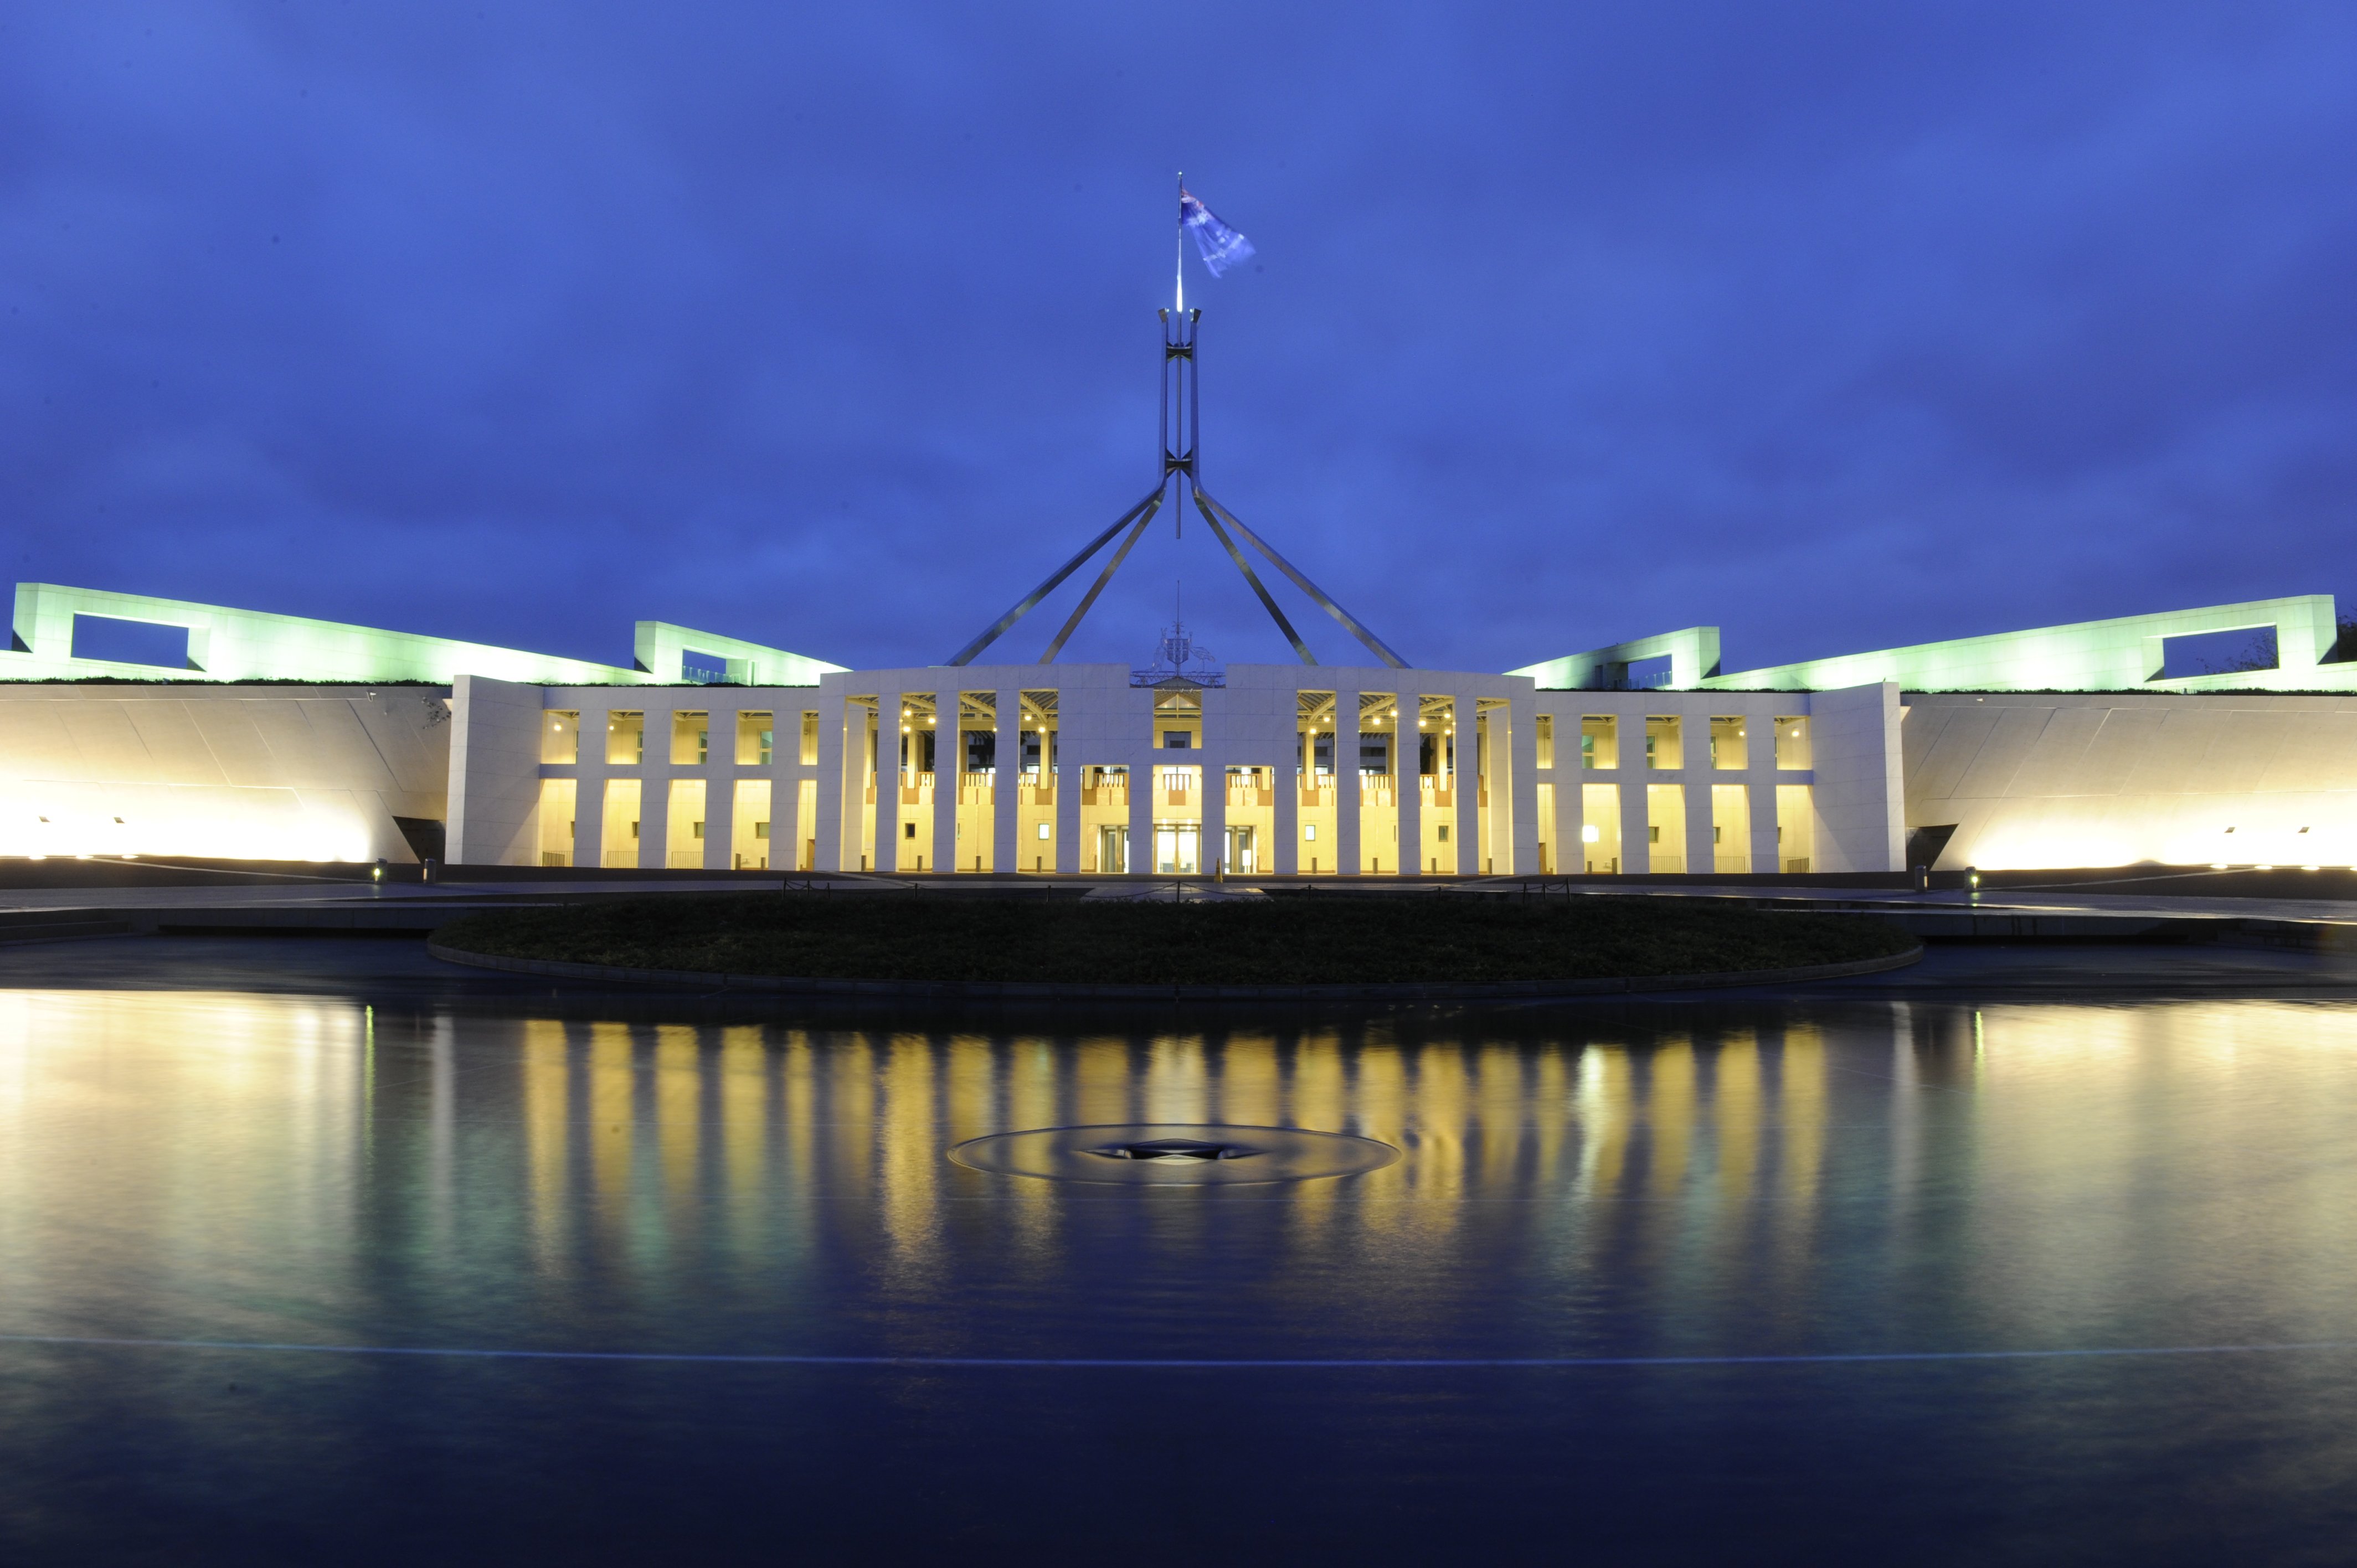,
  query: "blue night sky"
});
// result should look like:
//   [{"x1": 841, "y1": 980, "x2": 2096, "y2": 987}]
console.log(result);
[{"x1": 6, "y1": 3, "x2": 2354, "y2": 677}]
